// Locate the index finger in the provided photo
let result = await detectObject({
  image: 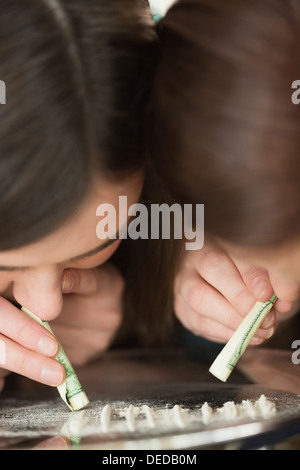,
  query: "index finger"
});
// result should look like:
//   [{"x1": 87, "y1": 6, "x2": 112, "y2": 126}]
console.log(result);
[
  {"x1": 0, "y1": 297, "x2": 58, "y2": 357},
  {"x1": 197, "y1": 248, "x2": 258, "y2": 317}
]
